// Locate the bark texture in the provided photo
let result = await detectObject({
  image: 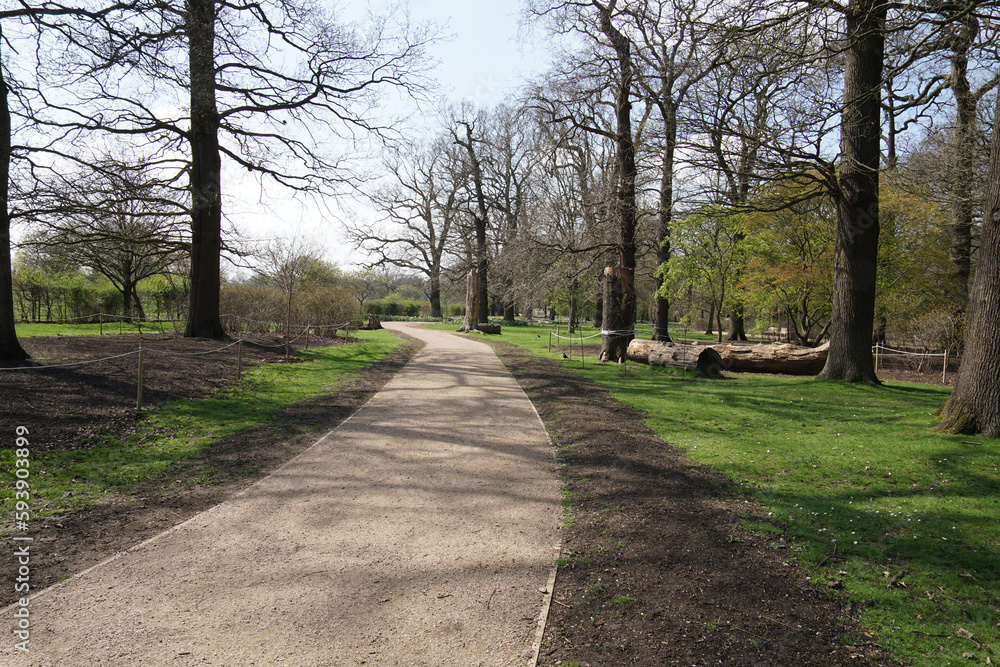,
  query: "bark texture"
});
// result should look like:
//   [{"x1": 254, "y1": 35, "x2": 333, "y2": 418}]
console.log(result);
[
  {"x1": 817, "y1": 0, "x2": 885, "y2": 384},
  {"x1": 184, "y1": 0, "x2": 225, "y2": 339},
  {"x1": 596, "y1": 1, "x2": 638, "y2": 360},
  {"x1": 457, "y1": 268, "x2": 479, "y2": 333},
  {"x1": 599, "y1": 266, "x2": 634, "y2": 363},
  {"x1": 625, "y1": 340, "x2": 723, "y2": 376},
  {"x1": 937, "y1": 82, "x2": 1000, "y2": 437},
  {"x1": 0, "y1": 70, "x2": 28, "y2": 361}
]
